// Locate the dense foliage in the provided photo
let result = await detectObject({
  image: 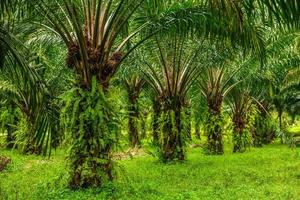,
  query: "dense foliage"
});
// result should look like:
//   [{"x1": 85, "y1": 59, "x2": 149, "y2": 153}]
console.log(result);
[{"x1": 0, "y1": 0, "x2": 299, "y2": 197}]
